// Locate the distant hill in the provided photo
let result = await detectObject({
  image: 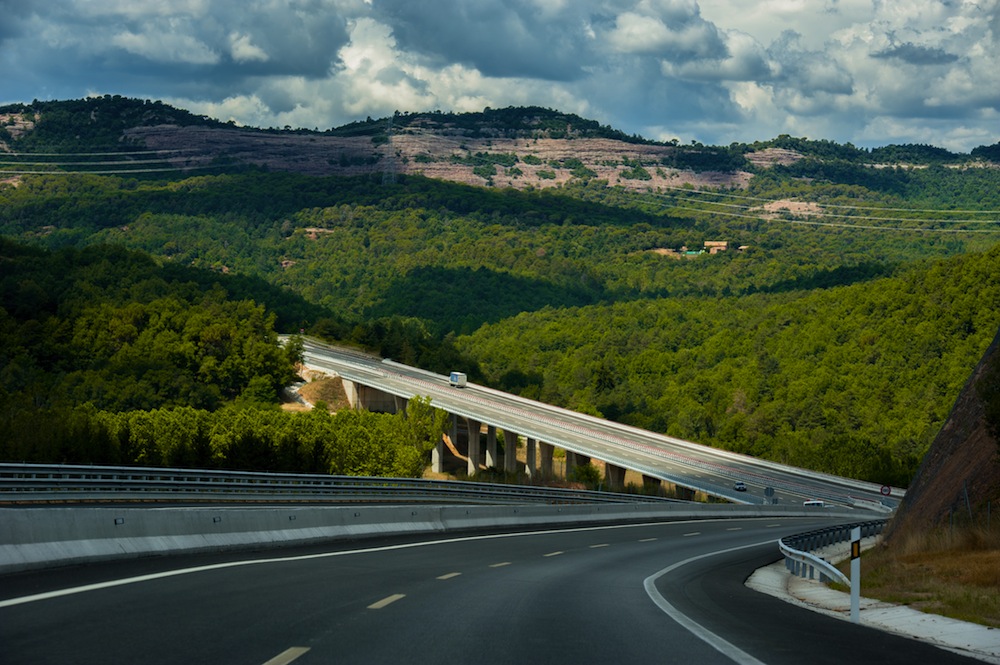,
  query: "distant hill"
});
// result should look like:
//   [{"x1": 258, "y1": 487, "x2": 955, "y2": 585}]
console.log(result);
[{"x1": 4, "y1": 96, "x2": 997, "y2": 192}]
